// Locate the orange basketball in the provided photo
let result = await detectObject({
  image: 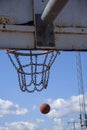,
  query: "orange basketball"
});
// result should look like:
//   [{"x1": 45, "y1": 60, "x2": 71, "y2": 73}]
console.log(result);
[{"x1": 40, "y1": 103, "x2": 50, "y2": 114}]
